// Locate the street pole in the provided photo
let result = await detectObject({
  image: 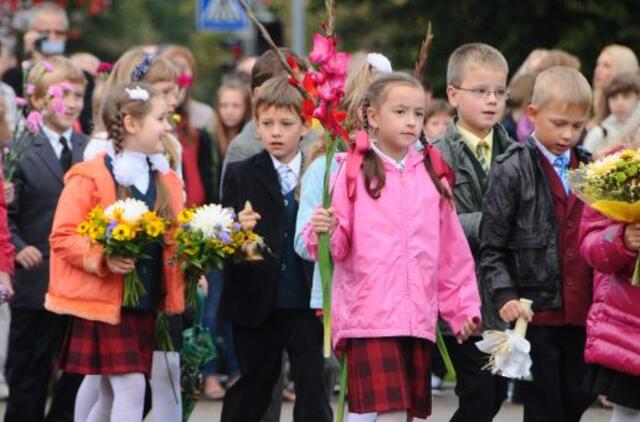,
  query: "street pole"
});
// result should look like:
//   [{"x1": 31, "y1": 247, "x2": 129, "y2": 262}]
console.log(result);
[{"x1": 291, "y1": 0, "x2": 305, "y2": 55}]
